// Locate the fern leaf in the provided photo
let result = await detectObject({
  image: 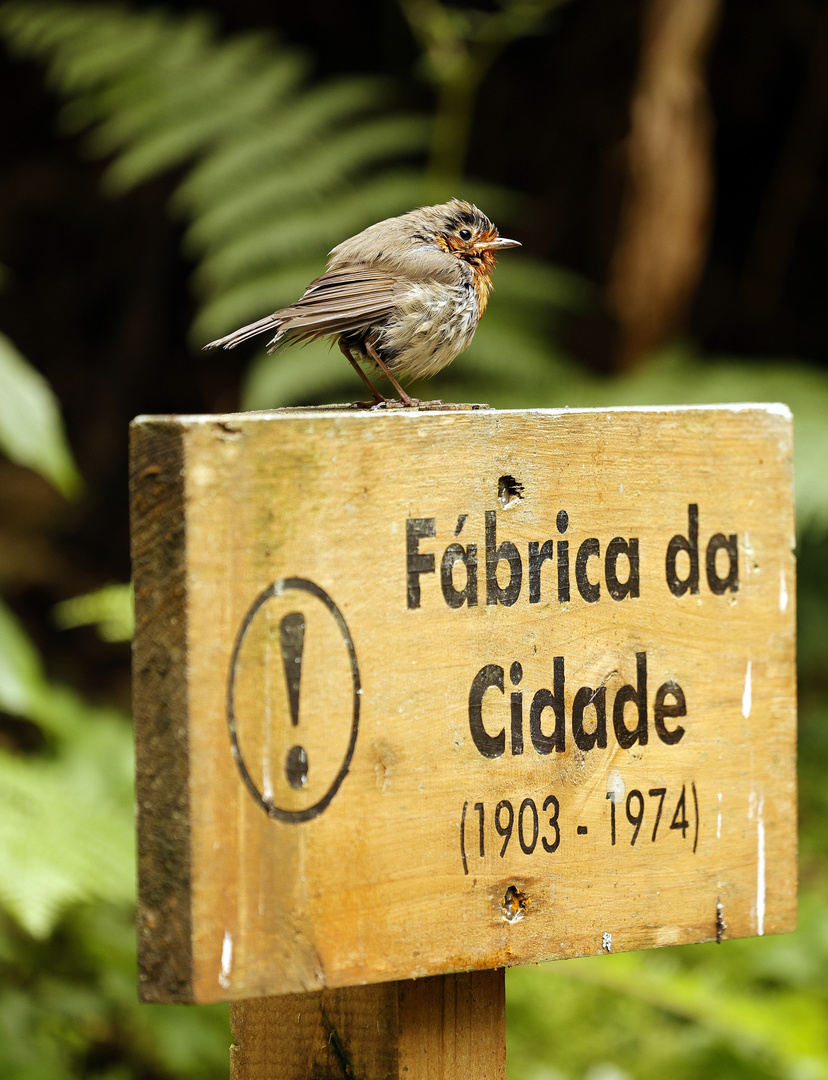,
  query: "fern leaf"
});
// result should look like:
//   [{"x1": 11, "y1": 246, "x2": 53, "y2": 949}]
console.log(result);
[
  {"x1": 194, "y1": 172, "x2": 426, "y2": 291},
  {"x1": 190, "y1": 261, "x2": 324, "y2": 343},
  {"x1": 185, "y1": 116, "x2": 430, "y2": 250},
  {"x1": 0, "y1": 0, "x2": 429, "y2": 383},
  {"x1": 173, "y1": 78, "x2": 389, "y2": 213},
  {"x1": 0, "y1": 750, "x2": 134, "y2": 937}
]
